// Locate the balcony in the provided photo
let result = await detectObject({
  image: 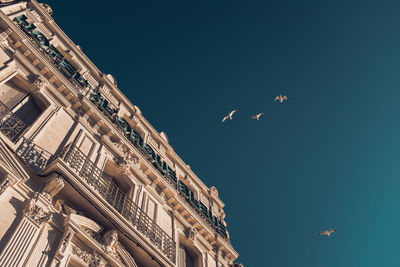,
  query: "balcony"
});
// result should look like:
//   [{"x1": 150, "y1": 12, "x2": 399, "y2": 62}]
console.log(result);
[
  {"x1": 0, "y1": 101, "x2": 26, "y2": 143},
  {"x1": 15, "y1": 139, "x2": 176, "y2": 263}
]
